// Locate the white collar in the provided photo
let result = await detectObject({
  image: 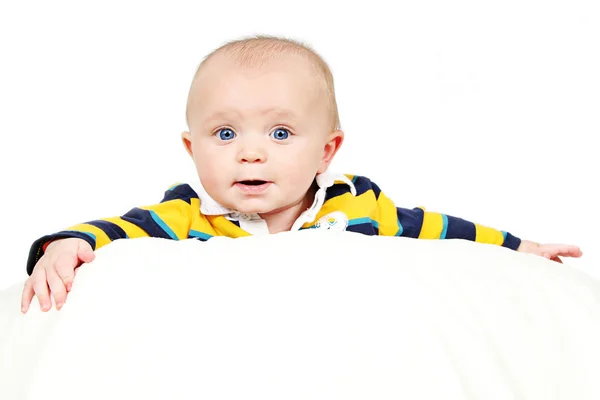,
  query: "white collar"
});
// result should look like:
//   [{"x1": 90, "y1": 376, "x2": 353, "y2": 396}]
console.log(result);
[{"x1": 187, "y1": 170, "x2": 357, "y2": 221}]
